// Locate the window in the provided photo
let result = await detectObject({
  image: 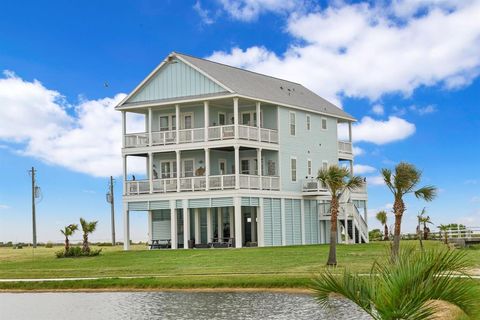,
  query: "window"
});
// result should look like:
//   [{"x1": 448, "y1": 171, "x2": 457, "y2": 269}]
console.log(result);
[
  {"x1": 183, "y1": 159, "x2": 194, "y2": 177},
  {"x1": 242, "y1": 113, "x2": 251, "y2": 126},
  {"x1": 307, "y1": 159, "x2": 312, "y2": 176},
  {"x1": 306, "y1": 115, "x2": 311, "y2": 131},
  {"x1": 321, "y1": 117, "x2": 328, "y2": 130},
  {"x1": 289, "y1": 112, "x2": 296, "y2": 136},
  {"x1": 160, "y1": 161, "x2": 177, "y2": 178},
  {"x1": 322, "y1": 161, "x2": 328, "y2": 171},
  {"x1": 159, "y1": 114, "x2": 175, "y2": 131},
  {"x1": 219, "y1": 159, "x2": 226, "y2": 174},
  {"x1": 182, "y1": 113, "x2": 193, "y2": 129},
  {"x1": 291, "y1": 157, "x2": 297, "y2": 182},
  {"x1": 267, "y1": 160, "x2": 276, "y2": 176},
  {"x1": 218, "y1": 113, "x2": 226, "y2": 126},
  {"x1": 241, "y1": 159, "x2": 250, "y2": 174}
]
